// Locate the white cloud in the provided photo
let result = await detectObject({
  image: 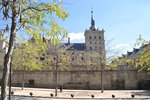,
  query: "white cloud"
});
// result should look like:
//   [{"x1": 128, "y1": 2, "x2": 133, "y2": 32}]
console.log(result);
[
  {"x1": 68, "y1": 32, "x2": 85, "y2": 43},
  {"x1": 111, "y1": 44, "x2": 132, "y2": 51},
  {"x1": 108, "y1": 43, "x2": 133, "y2": 57}
]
